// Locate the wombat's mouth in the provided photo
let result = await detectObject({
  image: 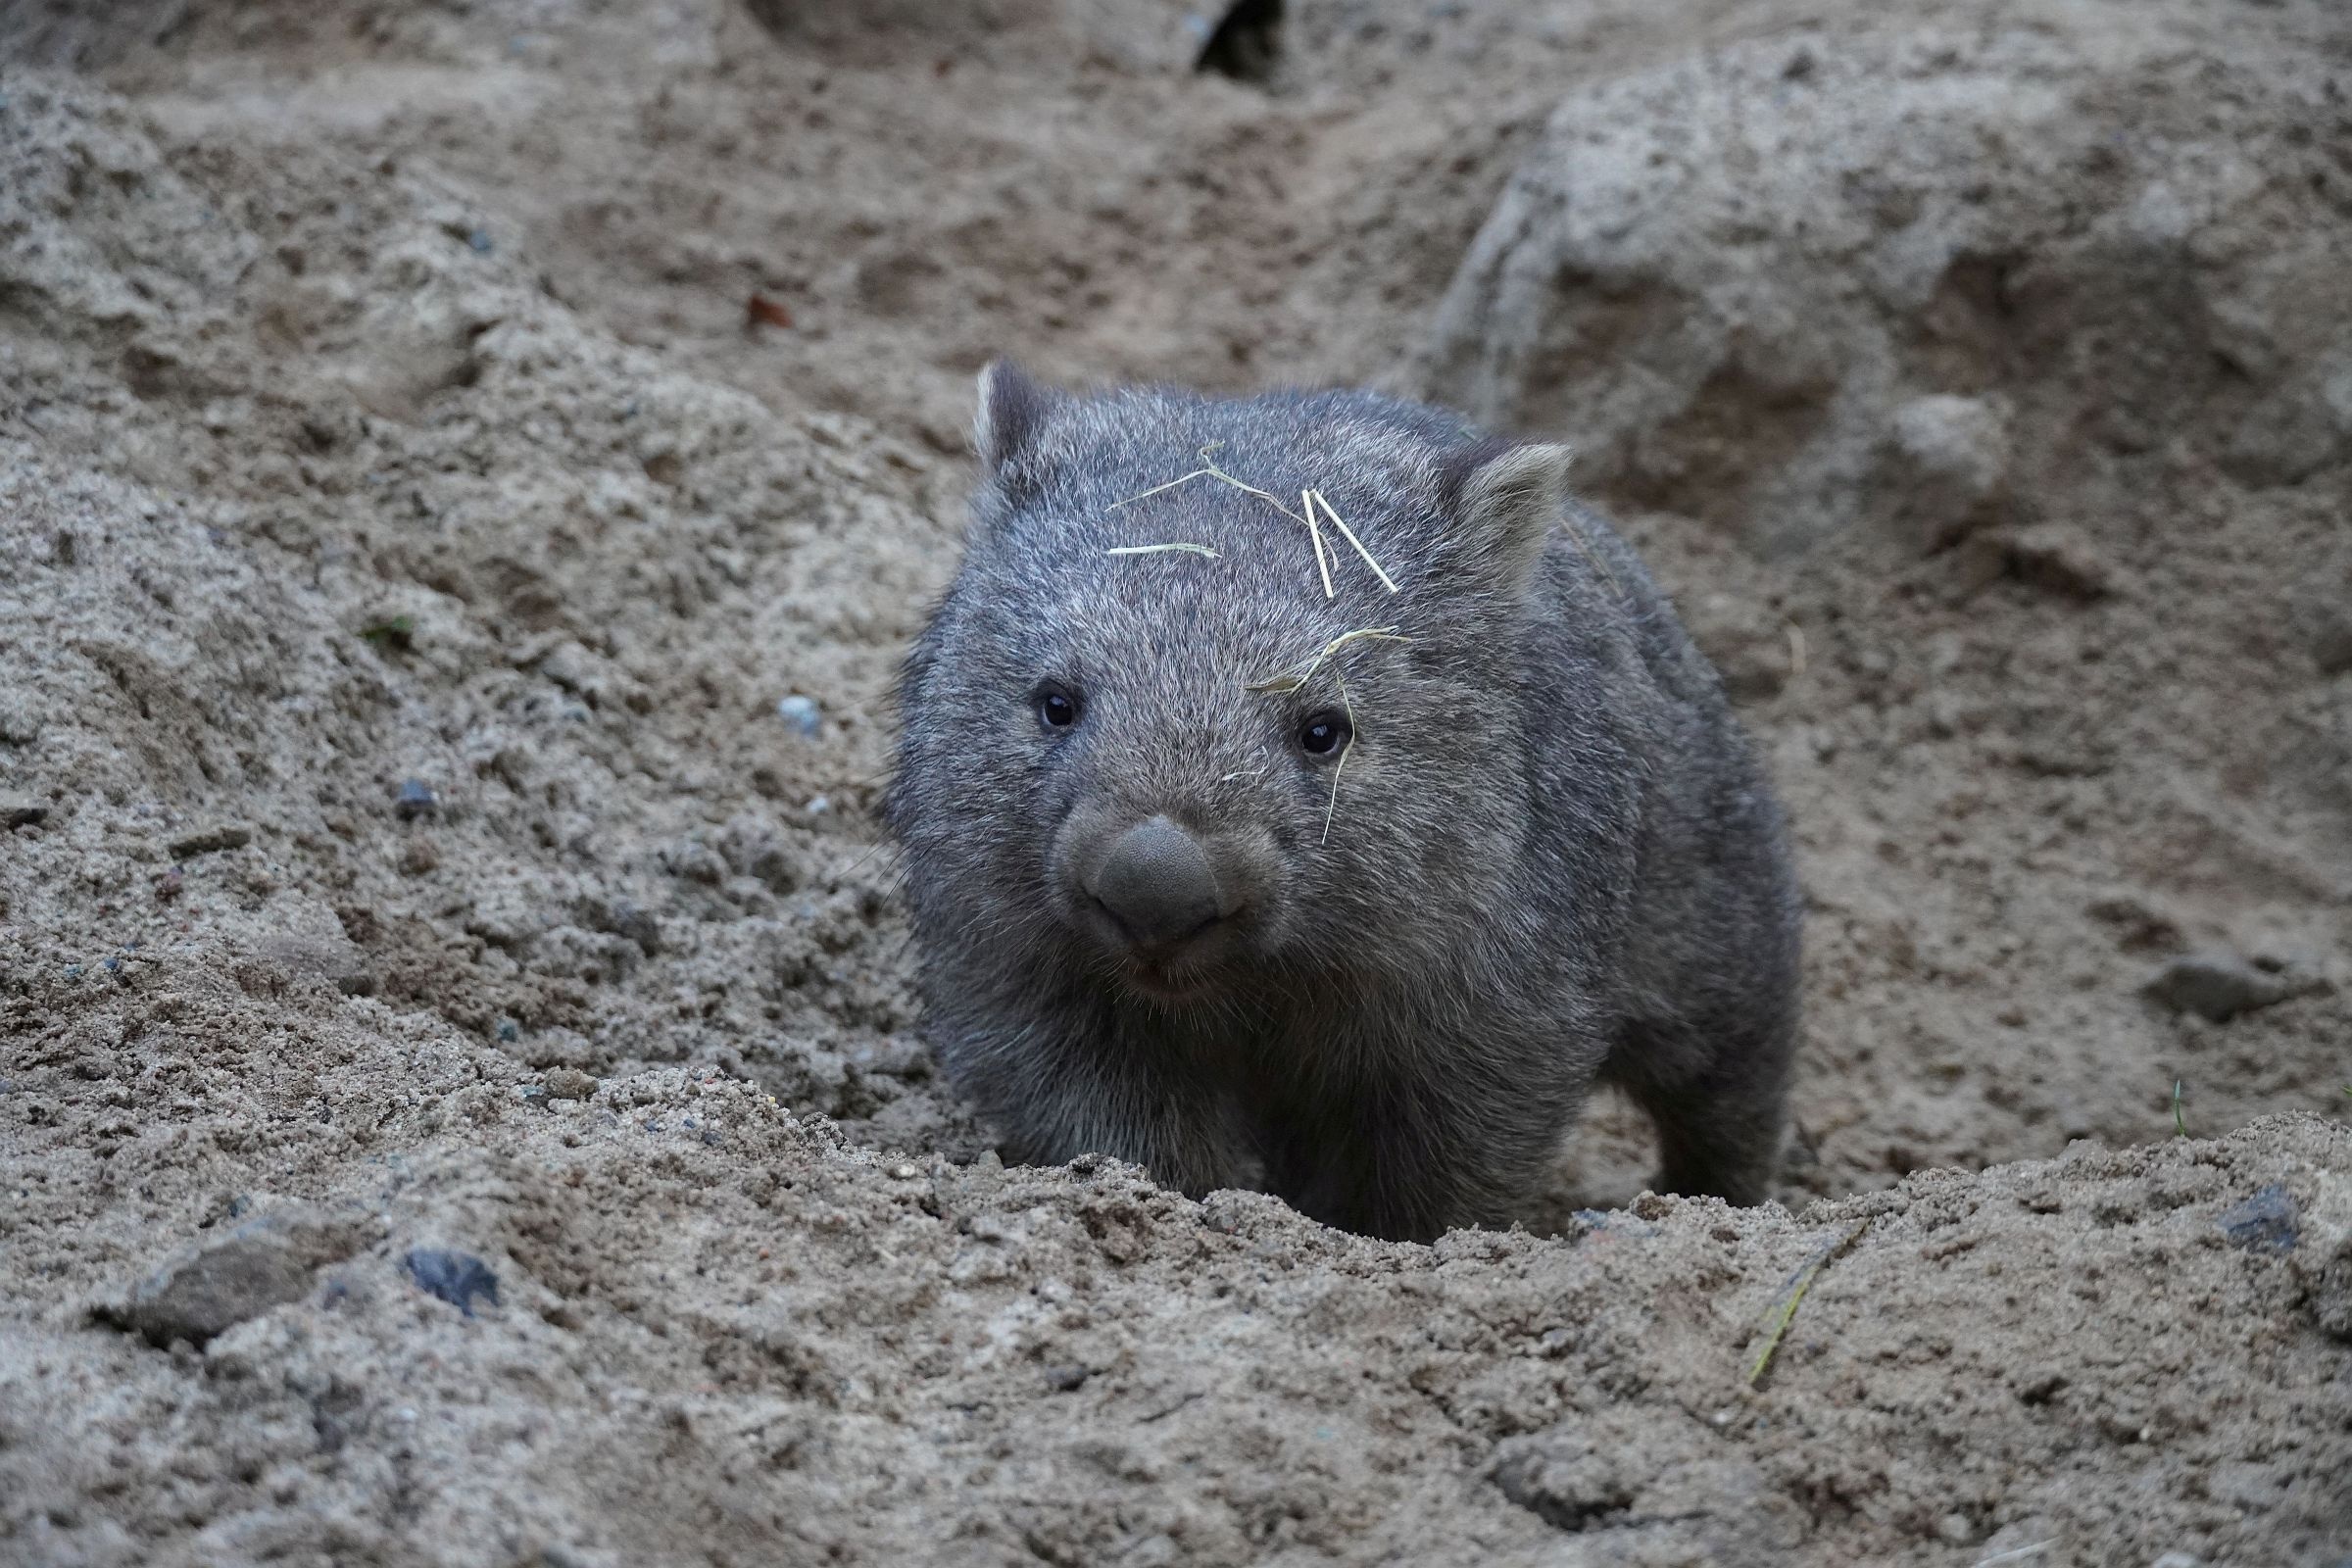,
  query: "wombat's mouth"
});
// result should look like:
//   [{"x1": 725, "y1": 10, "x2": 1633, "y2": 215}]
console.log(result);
[{"x1": 1076, "y1": 893, "x2": 1242, "y2": 997}]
